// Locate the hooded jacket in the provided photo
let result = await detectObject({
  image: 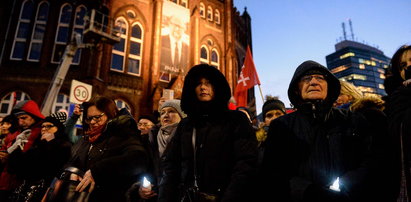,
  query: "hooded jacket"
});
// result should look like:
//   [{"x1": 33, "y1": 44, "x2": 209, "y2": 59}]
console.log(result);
[
  {"x1": 159, "y1": 64, "x2": 258, "y2": 202},
  {"x1": 0, "y1": 100, "x2": 45, "y2": 192},
  {"x1": 259, "y1": 61, "x2": 395, "y2": 202},
  {"x1": 66, "y1": 109, "x2": 148, "y2": 202}
]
